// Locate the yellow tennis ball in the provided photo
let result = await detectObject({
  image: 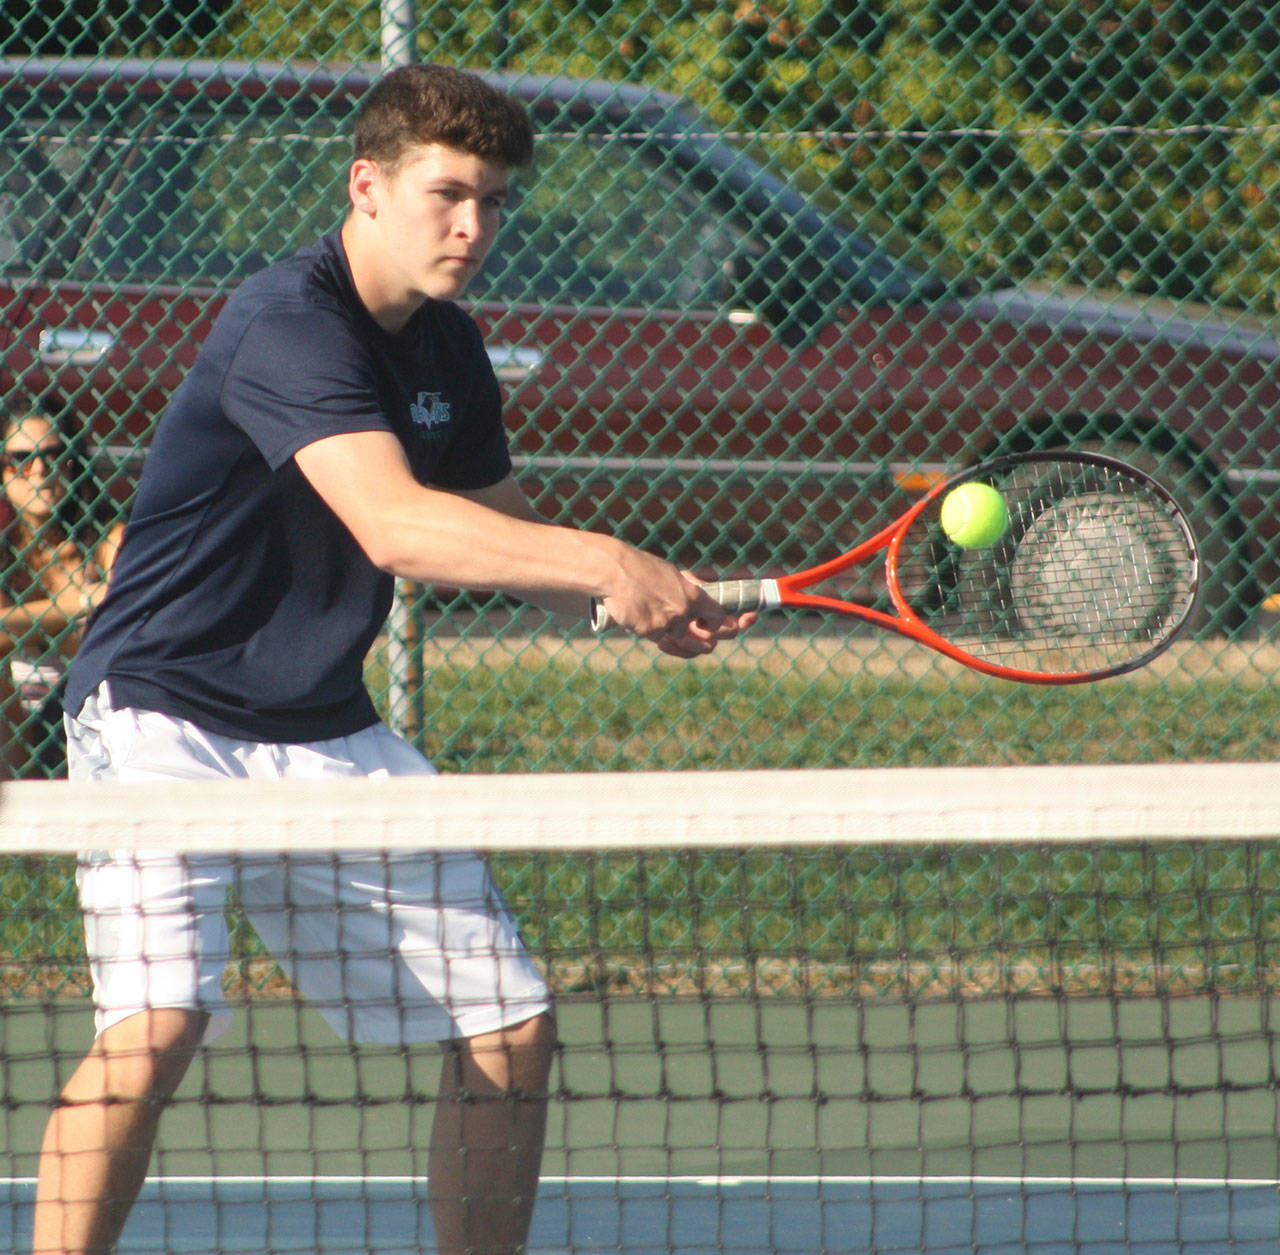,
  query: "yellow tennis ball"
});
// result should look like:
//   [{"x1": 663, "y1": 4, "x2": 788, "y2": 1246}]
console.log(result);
[{"x1": 940, "y1": 482, "x2": 1008, "y2": 548}]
